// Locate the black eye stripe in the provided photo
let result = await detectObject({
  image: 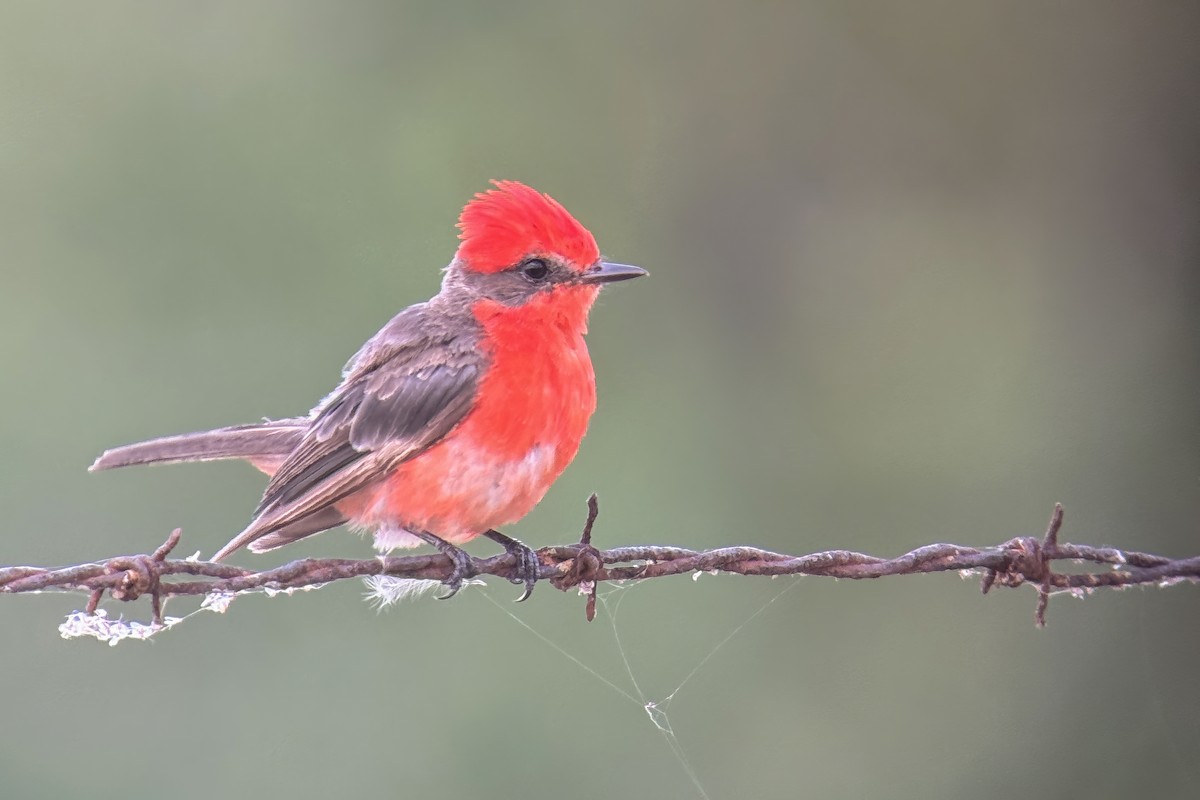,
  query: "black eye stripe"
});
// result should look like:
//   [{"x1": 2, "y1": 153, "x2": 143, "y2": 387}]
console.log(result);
[{"x1": 521, "y1": 258, "x2": 551, "y2": 281}]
